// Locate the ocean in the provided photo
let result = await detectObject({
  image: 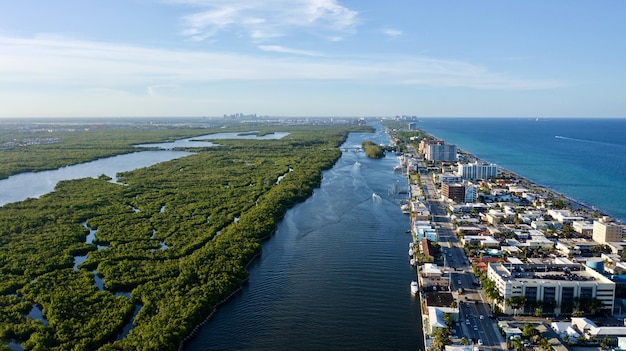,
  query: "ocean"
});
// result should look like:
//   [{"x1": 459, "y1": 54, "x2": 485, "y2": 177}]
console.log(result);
[{"x1": 414, "y1": 117, "x2": 626, "y2": 223}]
